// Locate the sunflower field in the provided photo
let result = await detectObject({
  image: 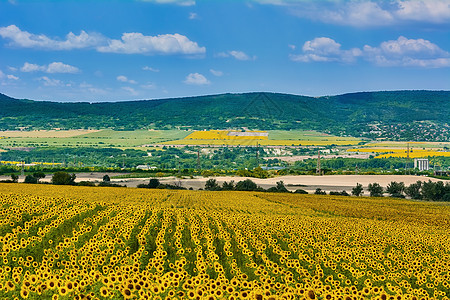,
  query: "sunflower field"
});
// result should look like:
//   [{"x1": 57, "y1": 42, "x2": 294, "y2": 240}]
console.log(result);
[{"x1": 0, "y1": 183, "x2": 449, "y2": 300}]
